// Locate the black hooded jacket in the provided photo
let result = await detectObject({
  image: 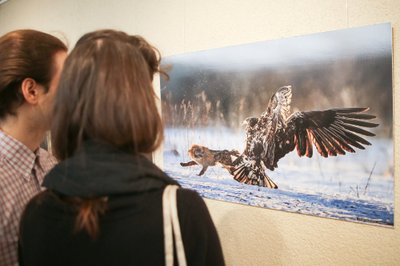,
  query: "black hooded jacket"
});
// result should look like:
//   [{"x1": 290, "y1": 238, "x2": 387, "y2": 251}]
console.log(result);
[{"x1": 18, "y1": 141, "x2": 225, "y2": 266}]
